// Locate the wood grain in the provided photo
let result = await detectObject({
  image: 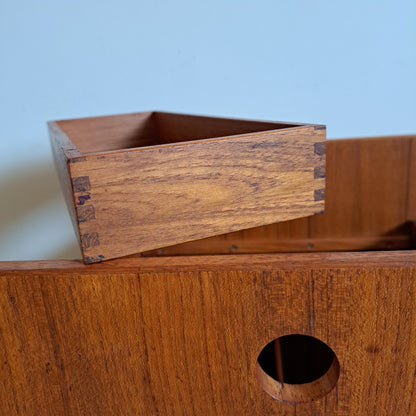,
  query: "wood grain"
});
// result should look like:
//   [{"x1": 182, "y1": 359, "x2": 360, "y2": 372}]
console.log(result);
[
  {"x1": 56, "y1": 111, "x2": 158, "y2": 154},
  {"x1": 255, "y1": 355, "x2": 340, "y2": 404},
  {"x1": 310, "y1": 136, "x2": 410, "y2": 238},
  {"x1": 146, "y1": 135, "x2": 416, "y2": 256},
  {"x1": 407, "y1": 136, "x2": 416, "y2": 220},
  {"x1": 152, "y1": 111, "x2": 303, "y2": 144},
  {"x1": 48, "y1": 121, "x2": 83, "y2": 241},
  {"x1": 1, "y1": 252, "x2": 415, "y2": 415},
  {"x1": 1, "y1": 251, "x2": 415, "y2": 272},
  {"x1": 49, "y1": 112, "x2": 325, "y2": 263}
]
